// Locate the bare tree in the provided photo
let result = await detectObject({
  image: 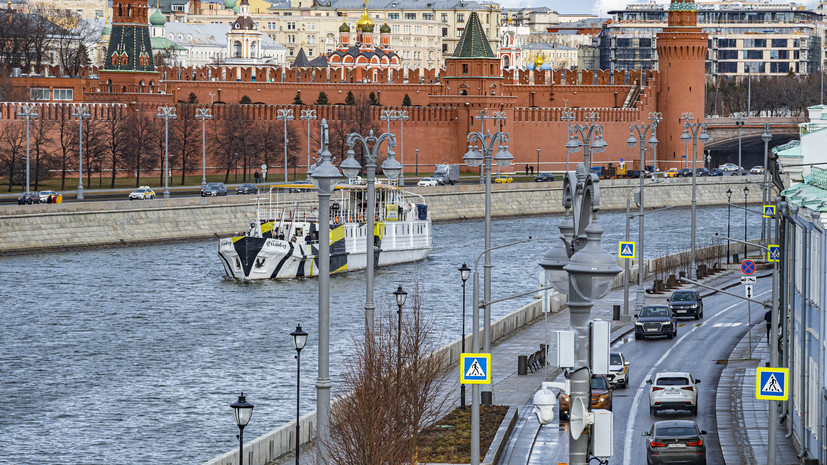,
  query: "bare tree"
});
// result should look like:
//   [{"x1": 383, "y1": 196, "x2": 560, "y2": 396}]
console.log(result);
[
  {"x1": 29, "y1": 115, "x2": 52, "y2": 191},
  {"x1": 101, "y1": 106, "x2": 129, "y2": 187},
  {"x1": 172, "y1": 104, "x2": 200, "y2": 185},
  {"x1": 328, "y1": 97, "x2": 379, "y2": 172},
  {"x1": 211, "y1": 105, "x2": 250, "y2": 183},
  {"x1": 82, "y1": 118, "x2": 106, "y2": 189},
  {"x1": 45, "y1": 7, "x2": 94, "y2": 76},
  {"x1": 53, "y1": 104, "x2": 78, "y2": 190},
  {"x1": 0, "y1": 122, "x2": 26, "y2": 191},
  {"x1": 123, "y1": 108, "x2": 157, "y2": 187}
]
